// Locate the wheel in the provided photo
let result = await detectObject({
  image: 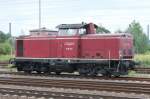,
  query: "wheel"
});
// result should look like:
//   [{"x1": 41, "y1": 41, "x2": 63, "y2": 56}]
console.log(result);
[
  {"x1": 102, "y1": 71, "x2": 112, "y2": 78},
  {"x1": 104, "y1": 73, "x2": 112, "y2": 78},
  {"x1": 55, "y1": 72, "x2": 61, "y2": 75},
  {"x1": 17, "y1": 66, "x2": 23, "y2": 71},
  {"x1": 88, "y1": 68, "x2": 98, "y2": 76},
  {"x1": 89, "y1": 73, "x2": 97, "y2": 77},
  {"x1": 78, "y1": 68, "x2": 88, "y2": 76},
  {"x1": 114, "y1": 75, "x2": 120, "y2": 78},
  {"x1": 46, "y1": 72, "x2": 51, "y2": 75},
  {"x1": 24, "y1": 70, "x2": 31, "y2": 74},
  {"x1": 79, "y1": 72, "x2": 88, "y2": 76},
  {"x1": 36, "y1": 71, "x2": 41, "y2": 74},
  {"x1": 113, "y1": 72, "x2": 121, "y2": 78}
]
